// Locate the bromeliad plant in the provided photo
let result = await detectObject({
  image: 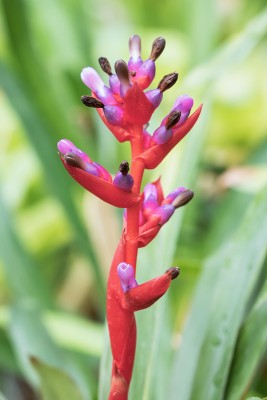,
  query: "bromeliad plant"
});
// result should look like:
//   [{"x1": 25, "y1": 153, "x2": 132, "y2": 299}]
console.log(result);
[{"x1": 58, "y1": 35, "x2": 202, "y2": 399}]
